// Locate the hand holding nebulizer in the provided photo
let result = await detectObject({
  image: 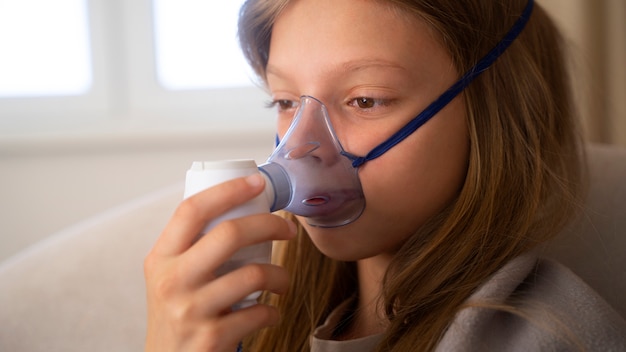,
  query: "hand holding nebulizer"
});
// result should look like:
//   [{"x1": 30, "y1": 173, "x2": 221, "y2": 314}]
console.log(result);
[{"x1": 183, "y1": 96, "x2": 366, "y2": 308}]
